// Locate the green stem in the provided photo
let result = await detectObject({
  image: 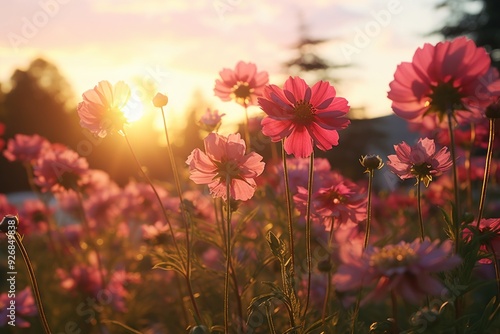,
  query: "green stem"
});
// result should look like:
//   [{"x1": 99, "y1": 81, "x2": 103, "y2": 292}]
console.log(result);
[
  {"x1": 447, "y1": 112, "x2": 462, "y2": 330},
  {"x1": 243, "y1": 103, "x2": 251, "y2": 152},
  {"x1": 476, "y1": 118, "x2": 495, "y2": 228},
  {"x1": 15, "y1": 233, "x2": 52, "y2": 334},
  {"x1": 322, "y1": 217, "x2": 335, "y2": 324},
  {"x1": 265, "y1": 302, "x2": 277, "y2": 334},
  {"x1": 302, "y1": 152, "x2": 315, "y2": 322},
  {"x1": 446, "y1": 112, "x2": 460, "y2": 252},
  {"x1": 122, "y1": 129, "x2": 181, "y2": 258},
  {"x1": 489, "y1": 244, "x2": 500, "y2": 301},
  {"x1": 363, "y1": 169, "x2": 374, "y2": 249},
  {"x1": 224, "y1": 176, "x2": 232, "y2": 334},
  {"x1": 465, "y1": 123, "x2": 476, "y2": 211},
  {"x1": 282, "y1": 141, "x2": 296, "y2": 274},
  {"x1": 159, "y1": 106, "x2": 202, "y2": 321},
  {"x1": 417, "y1": 179, "x2": 425, "y2": 241},
  {"x1": 122, "y1": 130, "x2": 203, "y2": 323}
]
